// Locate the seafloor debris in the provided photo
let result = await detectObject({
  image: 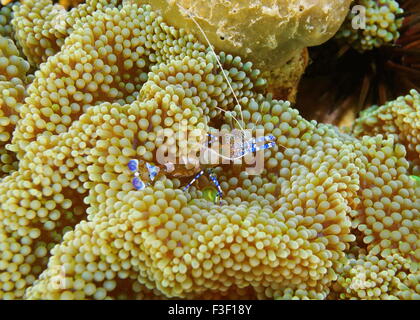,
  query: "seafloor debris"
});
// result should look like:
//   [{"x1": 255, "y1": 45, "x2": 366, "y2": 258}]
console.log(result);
[{"x1": 0, "y1": 0, "x2": 418, "y2": 300}]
